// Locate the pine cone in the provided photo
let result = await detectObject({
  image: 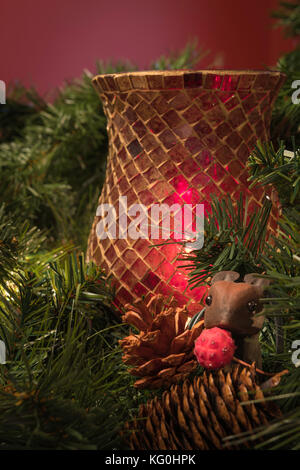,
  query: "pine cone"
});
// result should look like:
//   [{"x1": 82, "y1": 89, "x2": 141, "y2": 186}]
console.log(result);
[
  {"x1": 119, "y1": 295, "x2": 203, "y2": 389},
  {"x1": 123, "y1": 364, "x2": 282, "y2": 450}
]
